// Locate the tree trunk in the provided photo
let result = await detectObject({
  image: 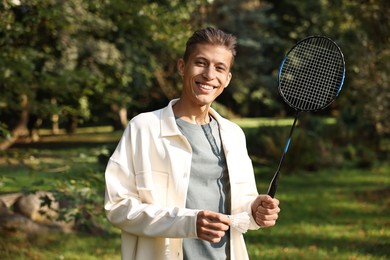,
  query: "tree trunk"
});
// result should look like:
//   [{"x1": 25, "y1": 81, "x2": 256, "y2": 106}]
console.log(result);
[
  {"x1": 0, "y1": 94, "x2": 29, "y2": 150},
  {"x1": 66, "y1": 116, "x2": 78, "y2": 134},
  {"x1": 110, "y1": 103, "x2": 128, "y2": 130},
  {"x1": 51, "y1": 97, "x2": 60, "y2": 135},
  {"x1": 154, "y1": 68, "x2": 178, "y2": 100},
  {"x1": 118, "y1": 107, "x2": 128, "y2": 129}
]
